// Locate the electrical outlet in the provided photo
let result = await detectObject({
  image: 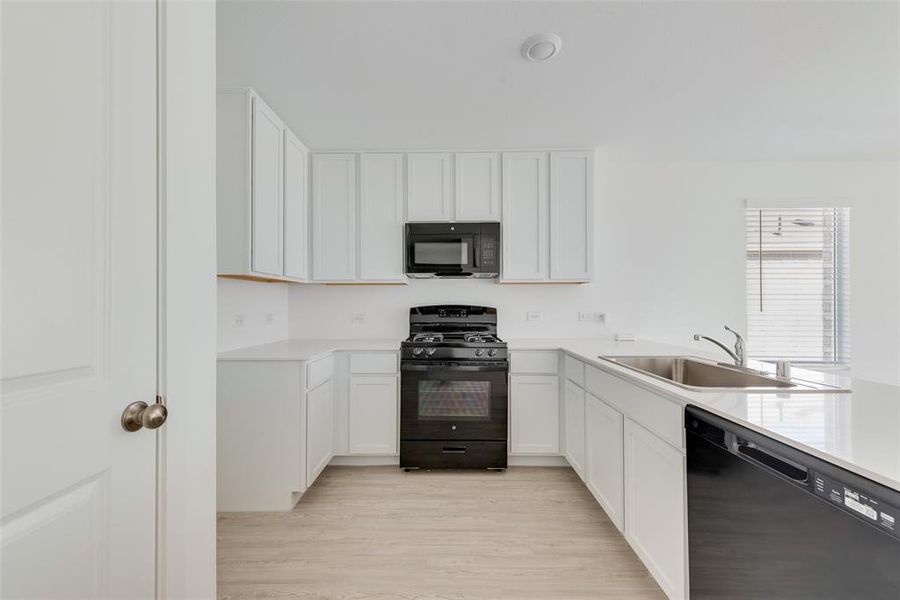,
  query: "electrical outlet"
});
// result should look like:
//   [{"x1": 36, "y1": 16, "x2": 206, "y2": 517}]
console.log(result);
[
  {"x1": 527, "y1": 311, "x2": 543, "y2": 322},
  {"x1": 265, "y1": 313, "x2": 275, "y2": 325},
  {"x1": 351, "y1": 313, "x2": 366, "y2": 325},
  {"x1": 594, "y1": 312, "x2": 606, "y2": 324},
  {"x1": 579, "y1": 311, "x2": 593, "y2": 322},
  {"x1": 232, "y1": 313, "x2": 245, "y2": 328}
]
